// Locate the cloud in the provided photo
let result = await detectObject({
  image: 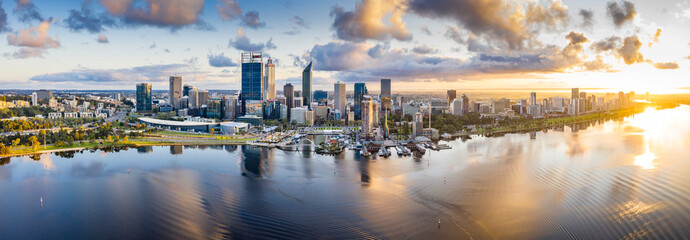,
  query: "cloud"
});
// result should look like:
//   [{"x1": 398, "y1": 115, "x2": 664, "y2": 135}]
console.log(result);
[
  {"x1": 409, "y1": 0, "x2": 569, "y2": 50},
  {"x1": 653, "y1": 61, "x2": 679, "y2": 69},
  {"x1": 7, "y1": 20, "x2": 60, "y2": 48},
  {"x1": 64, "y1": 0, "x2": 118, "y2": 33},
  {"x1": 591, "y1": 36, "x2": 621, "y2": 53},
  {"x1": 420, "y1": 25, "x2": 432, "y2": 35},
  {"x1": 579, "y1": 9, "x2": 594, "y2": 28},
  {"x1": 290, "y1": 16, "x2": 309, "y2": 28},
  {"x1": 650, "y1": 28, "x2": 661, "y2": 46},
  {"x1": 228, "y1": 28, "x2": 275, "y2": 52},
  {"x1": 149, "y1": 42, "x2": 156, "y2": 49},
  {"x1": 13, "y1": 0, "x2": 44, "y2": 23},
  {"x1": 217, "y1": 0, "x2": 242, "y2": 21},
  {"x1": 6, "y1": 47, "x2": 45, "y2": 59},
  {"x1": 444, "y1": 26, "x2": 465, "y2": 45},
  {"x1": 100, "y1": 0, "x2": 212, "y2": 30},
  {"x1": 240, "y1": 11, "x2": 265, "y2": 29},
  {"x1": 583, "y1": 55, "x2": 613, "y2": 72},
  {"x1": 560, "y1": 31, "x2": 589, "y2": 64},
  {"x1": 0, "y1": 2, "x2": 9, "y2": 33},
  {"x1": 96, "y1": 34, "x2": 109, "y2": 43},
  {"x1": 618, "y1": 35, "x2": 644, "y2": 65},
  {"x1": 412, "y1": 45, "x2": 438, "y2": 54},
  {"x1": 607, "y1": 1, "x2": 636, "y2": 27},
  {"x1": 207, "y1": 53, "x2": 237, "y2": 67},
  {"x1": 330, "y1": 0, "x2": 411, "y2": 42},
  {"x1": 30, "y1": 64, "x2": 208, "y2": 85}
]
